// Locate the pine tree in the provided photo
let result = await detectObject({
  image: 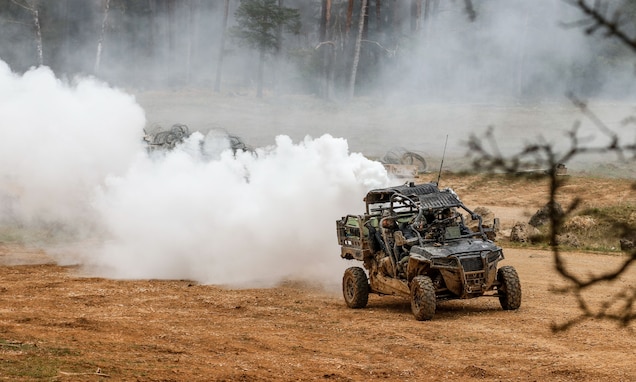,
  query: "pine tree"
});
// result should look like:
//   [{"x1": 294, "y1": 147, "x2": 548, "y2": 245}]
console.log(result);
[{"x1": 231, "y1": 0, "x2": 301, "y2": 98}]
